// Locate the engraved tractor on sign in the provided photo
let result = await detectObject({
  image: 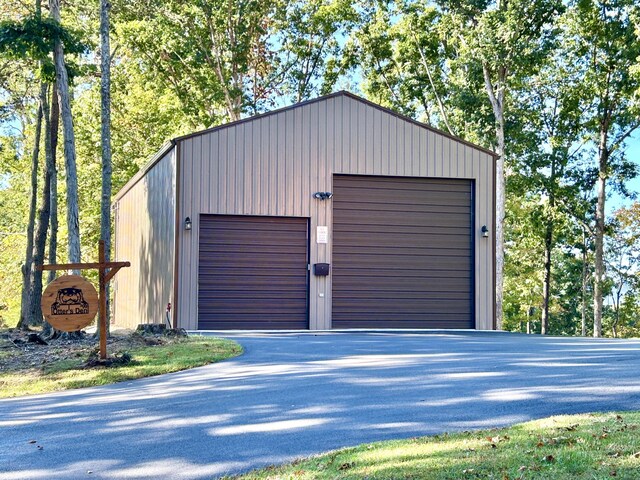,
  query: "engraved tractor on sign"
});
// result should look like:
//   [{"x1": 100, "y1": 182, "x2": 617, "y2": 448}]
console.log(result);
[{"x1": 51, "y1": 287, "x2": 90, "y2": 316}]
